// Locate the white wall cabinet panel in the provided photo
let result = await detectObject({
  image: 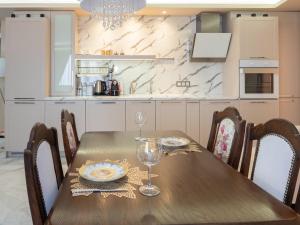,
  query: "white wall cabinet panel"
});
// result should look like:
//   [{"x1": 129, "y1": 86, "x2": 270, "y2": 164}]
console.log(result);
[
  {"x1": 5, "y1": 101, "x2": 45, "y2": 152},
  {"x1": 156, "y1": 101, "x2": 186, "y2": 132},
  {"x1": 238, "y1": 17, "x2": 279, "y2": 59},
  {"x1": 200, "y1": 100, "x2": 239, "y2": 147},
  {"x1": 239, "y1": 100, "x2": 279, "y2": 125},
  {"x1": 4, "y1": 17, "x2": 50, "y2": 100},
  {"x1": 86, "y1": 101, "x2": 125, "y2": 132},
  {"x1": 279, "y1": 98, "x2": 300, "y2": 125},
  {"x1": 51, "y1": 12, "x2": 76, "y2": 96},
  {"x1": 186, "y1": 101, "x2": 200, "y2": 143},
  {"x1": 45, "y1": 101, "x2": 85, "y2": 153},
  {"x1": 126, "y1": 101, "x2": 155, "y2": 131}
]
